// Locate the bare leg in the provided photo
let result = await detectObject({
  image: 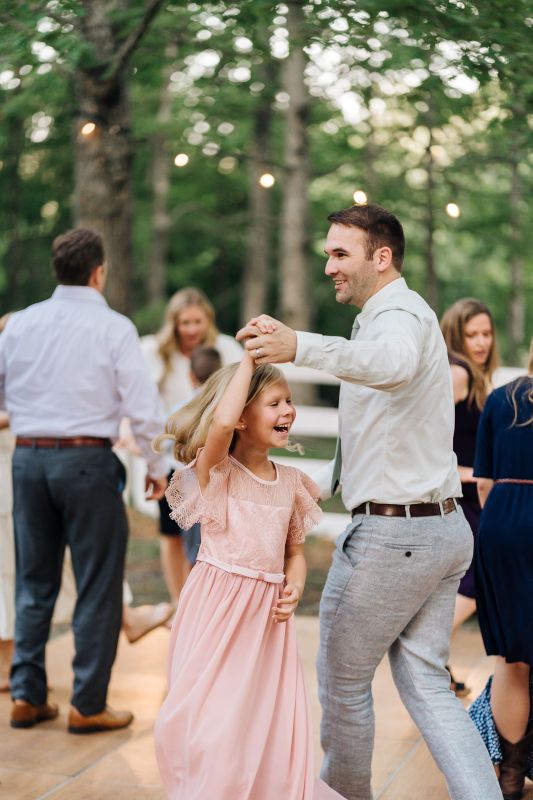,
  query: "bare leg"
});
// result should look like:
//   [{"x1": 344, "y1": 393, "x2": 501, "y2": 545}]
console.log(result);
[
  {"x1": 121, "y1": 603, "x2": 174, "y2": 644},
  {"x1": 451, "y1": 593, "x2": 477, "y2": 635},
  {"x1": 159, "y1": 536, "x2": 191, "y2": 603},
  {"x1": 491, "y1": 657, "x2": 530, "y2": 743},
  {"x1": 0, "y1": 639, "x2": 14, "y2": 691}
]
